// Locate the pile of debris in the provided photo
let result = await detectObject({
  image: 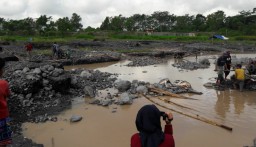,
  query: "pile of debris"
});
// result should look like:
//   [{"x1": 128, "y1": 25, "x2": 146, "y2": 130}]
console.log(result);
[{"x1": 172, "y1": 58, "x2": 210, "y2": 70}]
